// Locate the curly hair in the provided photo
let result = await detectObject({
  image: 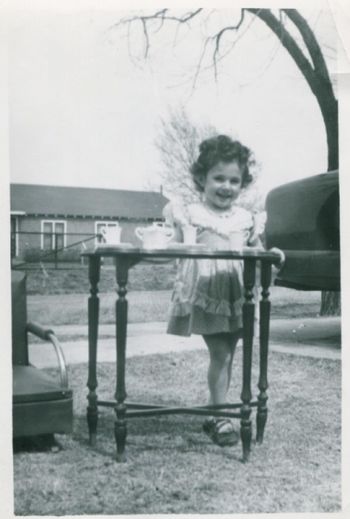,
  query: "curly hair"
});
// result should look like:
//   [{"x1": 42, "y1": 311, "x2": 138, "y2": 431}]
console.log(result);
[{"x1": 190, "y1": 135, "x2": 254, "y2": 192}]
